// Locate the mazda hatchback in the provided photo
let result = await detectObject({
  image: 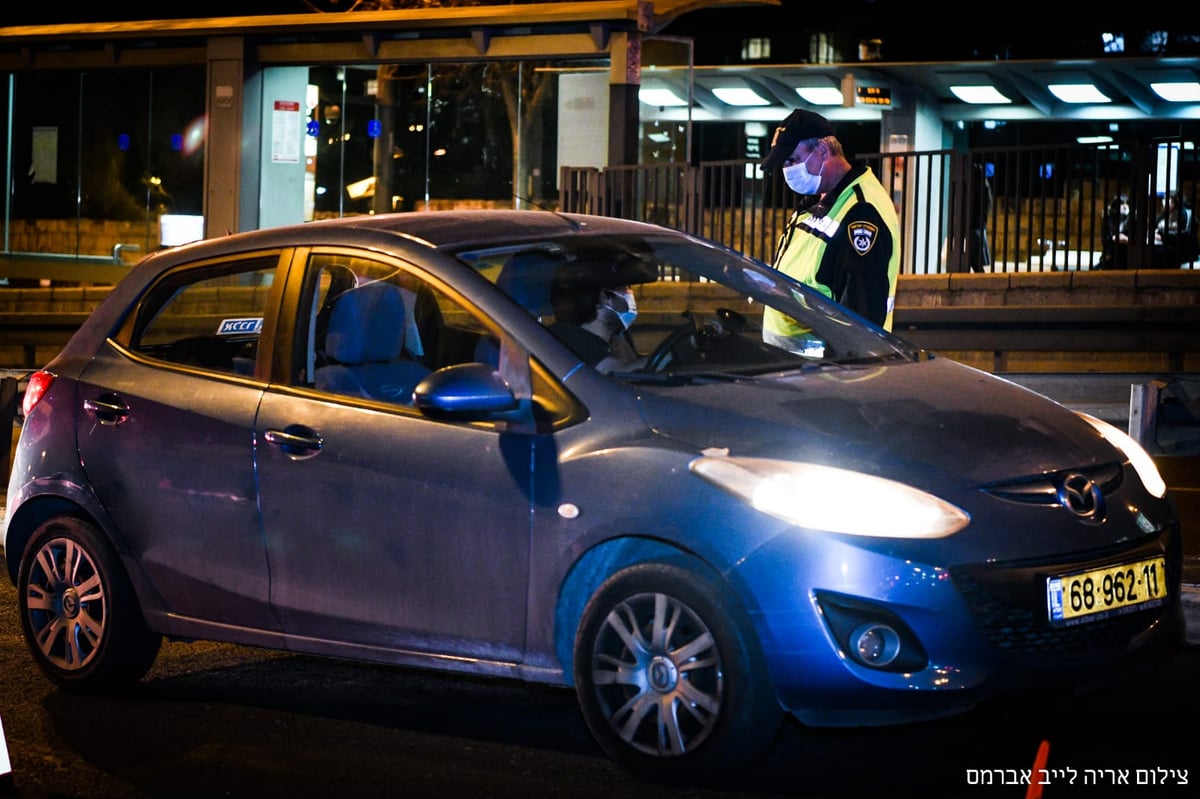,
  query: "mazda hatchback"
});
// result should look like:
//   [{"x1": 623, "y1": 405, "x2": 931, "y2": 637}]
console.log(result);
[{"x1": 3, "y1": 211, "x2": 1183, "y2": 783}]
